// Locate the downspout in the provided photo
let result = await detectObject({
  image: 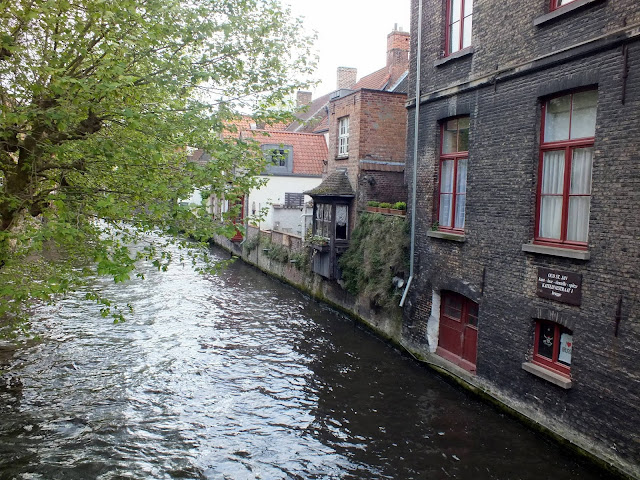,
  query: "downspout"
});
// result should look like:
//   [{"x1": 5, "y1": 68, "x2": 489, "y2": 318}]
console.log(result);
[{"x1": 400, "y1": 0, "x2": 423, "y2": 307}]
